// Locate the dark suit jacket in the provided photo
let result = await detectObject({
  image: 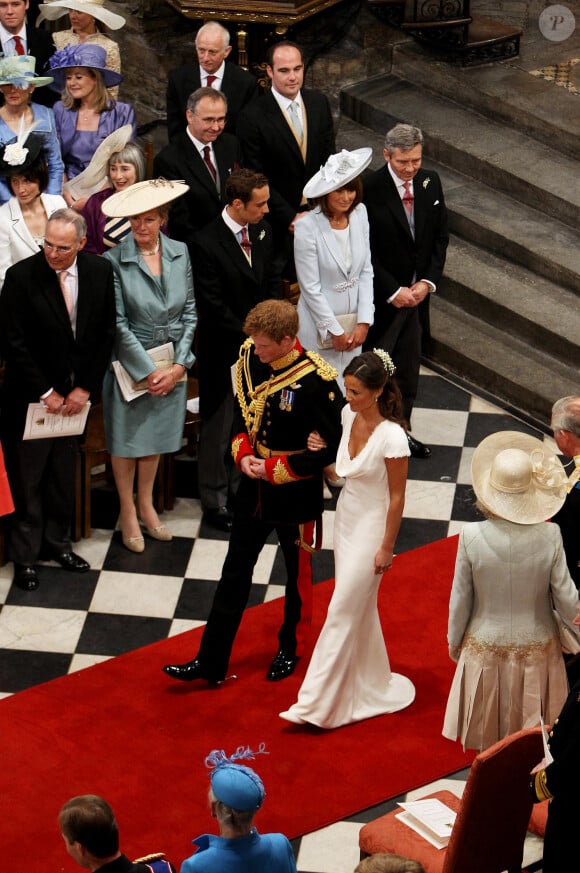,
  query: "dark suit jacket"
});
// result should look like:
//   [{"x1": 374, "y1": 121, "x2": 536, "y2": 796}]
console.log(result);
[
  {"x1": 153, "y1": 131, "x2": 242, "y2": 247},
  {"x1": 27, "y1": 25, "x2": 57, "y2": 107},
  {"x1": 166, "y1": 62, "x2": 258, "y2": 138},
  {"x1": 553, "y1": 487, "x2": 580, "y2": 590},
  {"x1": 0, "y1": 250, "x2": 116, "y2": 435},
  {"x1": 191, "y1": 215, "x2": 280, "y2": 418},
  {"x1": 236, "y1": 89, "x2": 335, "y2": 240},
  {"x1": 363, "y1": 165, "x2": 449, "y2": 340}
]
